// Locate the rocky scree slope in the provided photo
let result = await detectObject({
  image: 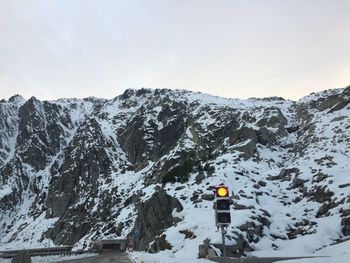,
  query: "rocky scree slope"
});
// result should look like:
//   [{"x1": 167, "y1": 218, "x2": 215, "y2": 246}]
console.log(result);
[{"x1": 0, "y1": 87, "x2": 349, "y2": 258}]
